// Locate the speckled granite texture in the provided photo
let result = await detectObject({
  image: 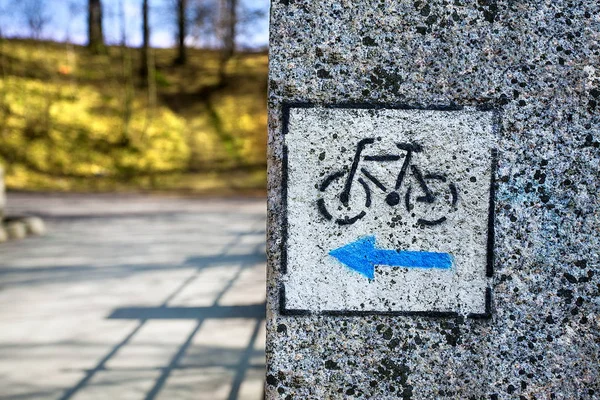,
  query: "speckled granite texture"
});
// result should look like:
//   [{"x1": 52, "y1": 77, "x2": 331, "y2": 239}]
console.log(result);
[{"x1": 266, "y1": 1, "x2": 600, "y2": 399}]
